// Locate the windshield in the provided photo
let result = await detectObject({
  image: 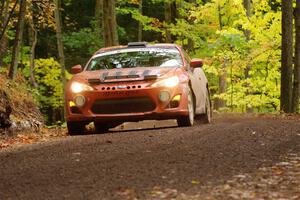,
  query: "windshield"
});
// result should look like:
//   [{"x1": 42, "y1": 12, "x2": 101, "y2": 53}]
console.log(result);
[{"x1": 86, "y1": 48, "x2": 183, "y2": 71}]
